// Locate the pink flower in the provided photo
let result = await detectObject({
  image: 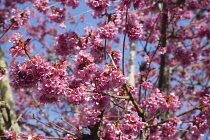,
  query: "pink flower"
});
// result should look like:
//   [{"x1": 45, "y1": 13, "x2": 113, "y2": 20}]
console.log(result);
[
  {"x1": 54, "y1": 31, "x2": 85, "y2": 56},
  {"x1": 74, "y1": 51, "x2": 99, "y2": 81},
  {"x1": 80, "y1": 107, "x2": 101, "y2": 126},
  {"x1": 97, "y1": 21, "x2": 118, "y2": 40},
  {"x1": 95, "y1": 63, "x2": 128, "y2": 91},
  {"x1": 160, "y1": 117, "x2": 181, "y2": 138},
  {"x1": 163, "y1": 93, "x2": 181, "y2": 111},
  {"x1": 189, "y1": 115, "x2": 209, "y2": 138},
  {"x1": 141, "y1": 81, "x2": 153, "y2": 90},
  {"x1": 144, "y1": 89, "x2": 181, "y2": 112},
  {"x1": 47, "y1": 7, "x2": 65, "y2": 23},
  {"x1": 122, "y1": 112, "x2": 147, "y2": 134},
  {"x1": 124, "y1": 21, "x2": 143, "y2": 41},
  {"x1": 11, "y1": 8, "x2": 30, "y2": 30},
  {"x1": 56, "y1": 0, "x2": 79, "y2": 9},
  {"x1": 86, "y1": 0, "x2": 110, "y2": 17},
  {"x1": 66, "y1": 87, "x2": 86, "y2": 105},
  {"x1": 91, "y1": 93, "x2": 110, "y2": 110},
  {"x1": 110, "y1": 50, "x2": 122, "y2": 66},
  {"x1": 37, "y1": 76, "x2": 67, "y2": 103},
  {"x1": 101, "y1": 122, "x2": 122, "y2": 140},
  {"x1": 9, "y1": 32, "x2": 23, "y2": 44},
  {"x1": 10, "y1": 55, "x2": 51, "y2": 89},
  {"x1": 4, "y1": 130, "x2": 16, "y2": 139},
  {"x1": 34, "y1": 0, "x2": 50, "y2": 13},
  {"x1": 9, "y1": 37, "x2": 32, "y2": 57},
  {"x1": 59, "y1": 22, "x2": 66, "y2": 29}
]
